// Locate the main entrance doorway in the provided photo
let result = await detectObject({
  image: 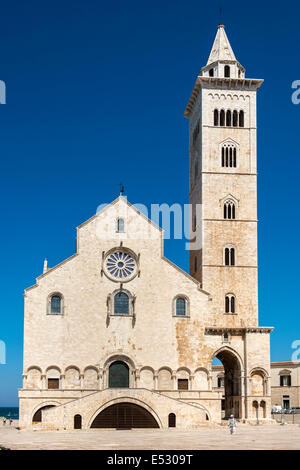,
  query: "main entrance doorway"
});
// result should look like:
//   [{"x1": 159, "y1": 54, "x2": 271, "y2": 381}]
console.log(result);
[
  {"x1": 90, "y1": 402, "x2": 159, "y2": 429},
  {"x1": 109, "y1": 361, "x2": 129, "y2": 388}
]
